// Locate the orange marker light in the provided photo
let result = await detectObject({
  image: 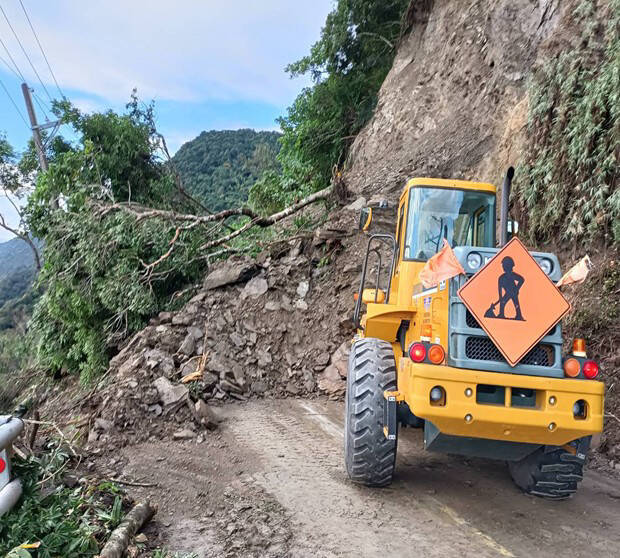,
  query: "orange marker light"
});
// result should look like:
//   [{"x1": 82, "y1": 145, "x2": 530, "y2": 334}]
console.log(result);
[
  {"x1": 421, "y1": 324, "x2": 433, "y2": 338},
  {"x1": 563, "y1": 357, "x2": 580, "y2": 378},
  {"x1": 572, "y1": 338, "x2": 587, "y2": 357},
  {"x1": 428, "y1": 344, "x2": 445, "y2": 364}
]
